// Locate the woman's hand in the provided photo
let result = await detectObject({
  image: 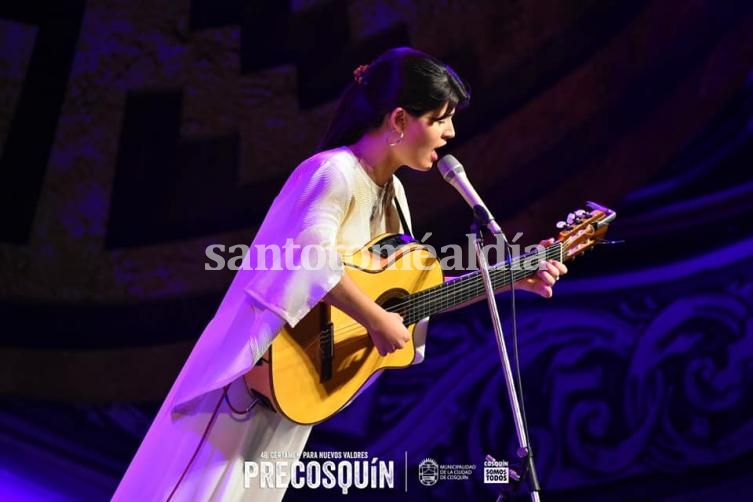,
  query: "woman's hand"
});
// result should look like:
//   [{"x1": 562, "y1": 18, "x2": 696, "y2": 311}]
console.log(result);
[
  {"x1": 516, "y1": 238, "x2": 568, "y2": 298},
  {"x1": 365, "y1": 310, "x2": 412, "y2": 356},
  {"x1": 323, "y1": 272, "x2": 411, "y2": 357}
]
